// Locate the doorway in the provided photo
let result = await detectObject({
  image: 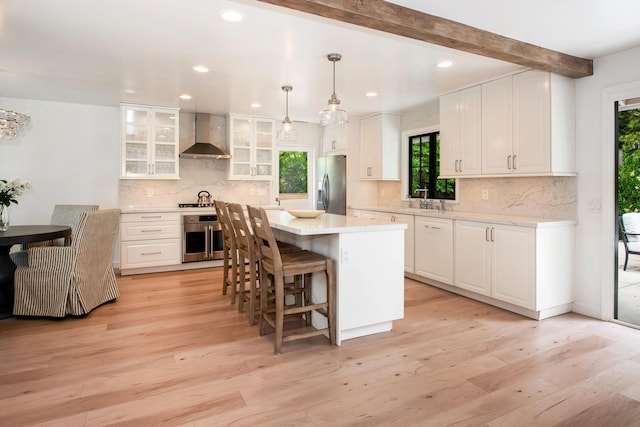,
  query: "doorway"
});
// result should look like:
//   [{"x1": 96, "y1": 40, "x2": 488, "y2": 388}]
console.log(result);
[
  {"x1": 273, "y1": 145, "x2": 315, "y2": 210},
  {"x1": 616, "y1": 100, "x2": 640, "y2": 327}
]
